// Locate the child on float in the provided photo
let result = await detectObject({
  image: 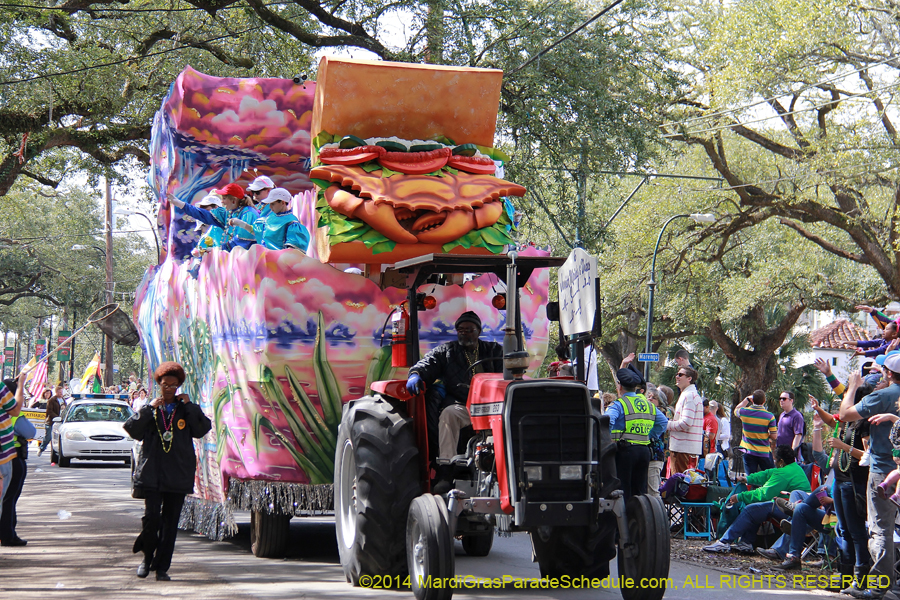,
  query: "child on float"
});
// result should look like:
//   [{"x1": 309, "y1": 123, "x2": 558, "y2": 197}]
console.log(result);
[
  {"x1": 190, "y1": 193, "x2": 225, "y2": 257},
  {"x1": 246, "y1": 175, "x2": 275, "y2": 213},
  {"x1": 229, "y1": 187, "x2": 309, "y2": 252},
  {"x1": 168, "y1": 183, "x2": 258, "y2": 251}
]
